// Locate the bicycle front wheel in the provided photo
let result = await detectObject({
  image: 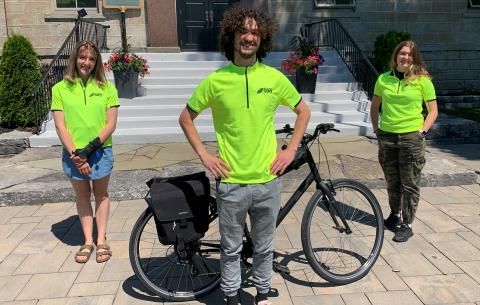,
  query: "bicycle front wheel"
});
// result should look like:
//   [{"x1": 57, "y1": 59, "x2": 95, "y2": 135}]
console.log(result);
[
  {"x1": 129, "y1": 207, "x2": 221, "y2": 301},
  {"x1": 301, "y1": 179, "x2": 384, "y2": 284}
]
